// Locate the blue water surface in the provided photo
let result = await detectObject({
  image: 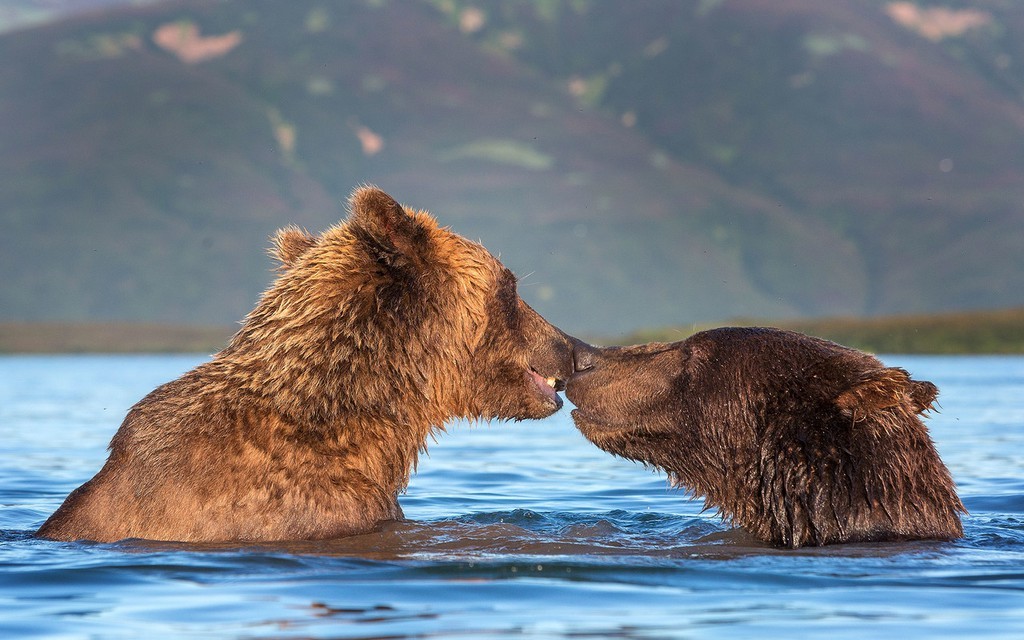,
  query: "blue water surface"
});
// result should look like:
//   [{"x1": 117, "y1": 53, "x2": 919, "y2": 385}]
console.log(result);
[{"x1": 1, "y1": 354, "x2": 1023, "y2": 638}]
